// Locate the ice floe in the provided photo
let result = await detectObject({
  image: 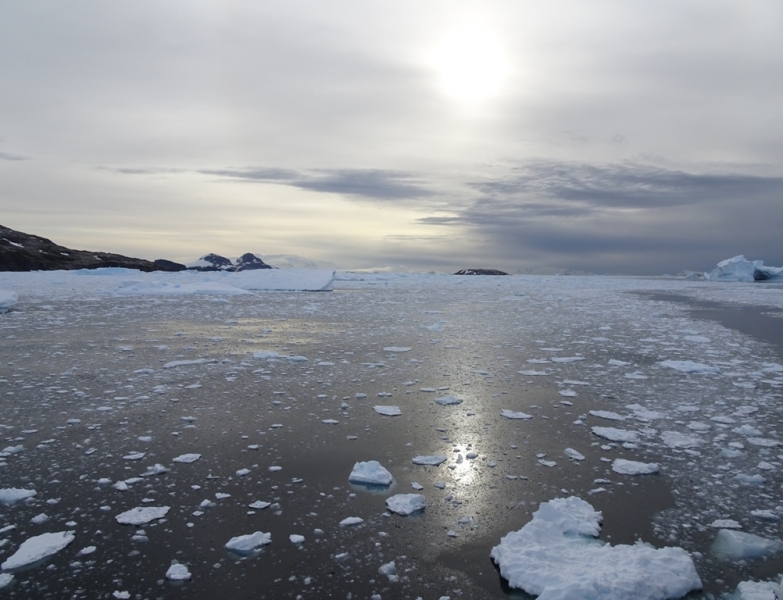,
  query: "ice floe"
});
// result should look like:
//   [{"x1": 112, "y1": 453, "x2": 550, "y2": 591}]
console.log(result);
[
  {"x1": 1, "y1": 531, "x2": 75, "y2": 571},
  {"x1": 490, "y1": 497, "x2": 701, "y2": 599},
  {"x1": 612, "y1": 459, "x2": 660, "y2": 475},
  {"x1": 711, "y1": 529, "x2": 783, "y2": 560},
  {"x1": 165, "y1": 562, "x2": 191, "y2": 581},
  {"x1": 591, "y1": 427, "x2": 640, "y2": 443},
  {"x1": 658, "y1": 360, "x2": 721, "y2": 375},
  {"x1": 412, "y1": 455, "x2": 447, "y2": 466},
  {"x1": 225, "y1": 532, "x2": 271, "y2": 555},
  {"x1": 373, "y1": 405, "x2": 401, "y2": 416},
  {"x1": 500, "y1": 409, "x2": 533, "y2": 420},
  {"x1": 115, "y1": 506, "x2": 171, "y2": 526},
  {"x1": 0, "y1": 488, "x2": 36, "y2": 504}
]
